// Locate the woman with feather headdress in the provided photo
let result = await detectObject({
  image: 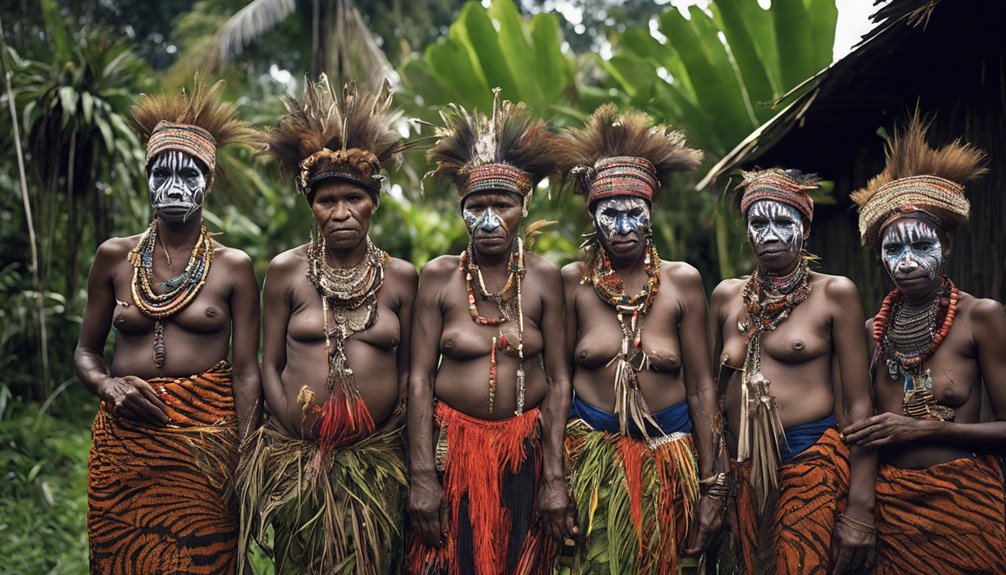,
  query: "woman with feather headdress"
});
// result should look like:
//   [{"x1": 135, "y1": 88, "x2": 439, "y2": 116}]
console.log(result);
[
  {"x1": 235, "y1": 76, "x2": 417, "y2": 574},
  {"x1": 74, "y1": 77, "x2": 261, "y2": 574},
  {"x1": 709, "y1": 166, "x2": 876, "y2": 574},
  {"x1": 842, "y1": 113, "x2": 1006, "y2": 575},
  {"x1": 406, "y1": 90, "x2": 574, "y2": 575},
  {"x1": 555, "y1": 104, "x2": 719, "y2": 573}
]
